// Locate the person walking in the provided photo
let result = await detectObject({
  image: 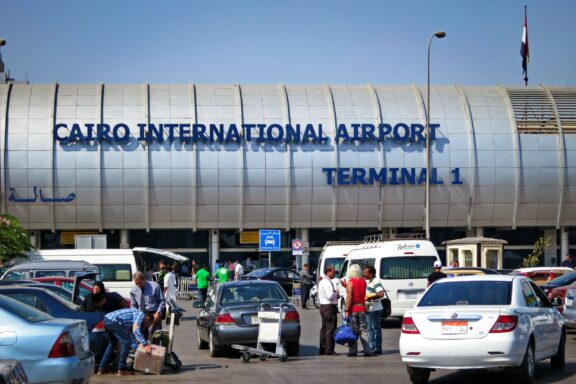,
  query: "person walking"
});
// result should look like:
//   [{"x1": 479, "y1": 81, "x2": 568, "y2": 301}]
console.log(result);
[
  {"x1": 163, "y1": 264, "x2": 177, "y2": 303},
  {"x1": 344, "y1": 264, "x2": 372, "y2": 357},
  {"x1": 97, "y1": 308, "x2": 154, "y2": 376},
  {"x1": 318, "y1": 266, "x2": 338, "y2": 355},
  {"x1": 364, "y1": 266, "x2": 385, "y2": 355},
  {"x1": 130, "y1": 271, "x2": 165, "y2": 338},
  {"x1": 299, "y1": 263, "x2": 314, "y2": 309},
  {"x1": 156, "y1": 260, "x2": 167, "y2": 291},
  {"x1": 427, "y1": 261, "x2": 447, "y2": 287},
  {"x1": 561, "y1": 254, "x2": 575, "y2": 269},
  {"x1": 213, "y1": 262, "x2": 229, "y2": 284},
  {"x1": 195, "y1": 264, "x2": 211, "y2": 303},
  {"x1": 234, "y1": 259, "x2": 244, "y2": 281}
]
